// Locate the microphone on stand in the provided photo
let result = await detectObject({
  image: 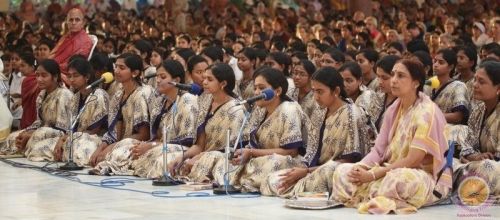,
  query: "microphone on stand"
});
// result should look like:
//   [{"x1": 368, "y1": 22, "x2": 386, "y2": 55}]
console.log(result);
[
  {"x1": 425, "y1": 76, "x2": 440, "y2": 89},
  {"x1": 152, "y1": 125, "x2": 184, "y2": 186},
  {"x1": 168, "y1": 82, "x2": 203, "y2": 96},
  {"x1": 213, "y1": 129, "x2": 241, "y2": 195},
  {"x1": 60, "y1": 72, "x2": 113, "y2": 171},
  {"x1": 85, "y1": 72, "x2": 114, "y2": 90},
  {"x1": 236, "y1": 88, "x2": 275, "y2": 106}
]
